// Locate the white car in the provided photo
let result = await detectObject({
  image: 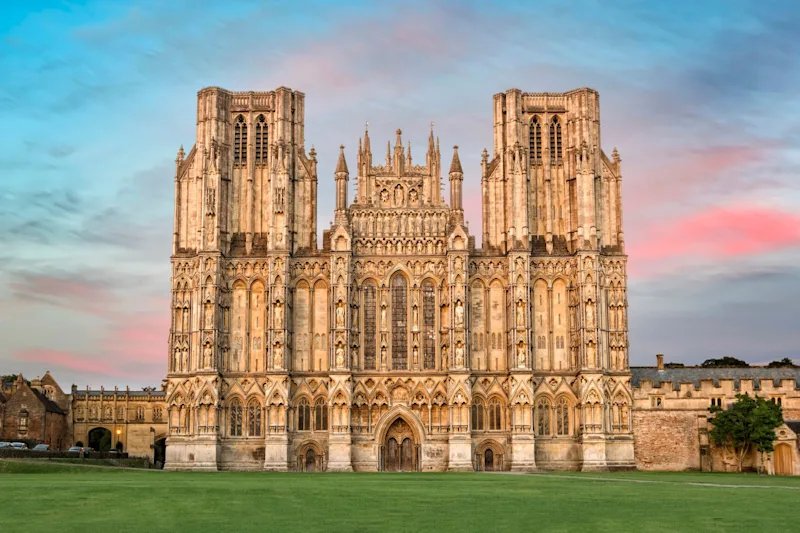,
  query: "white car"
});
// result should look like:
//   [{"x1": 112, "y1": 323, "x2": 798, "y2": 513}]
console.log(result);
[
  {"x1": 10, "y1": 442, "x2": 28, "y2": 450},
  {"x1": 32, "y1": 444, "x2": 49, "y2": 451},
  {"x1": 0, "y1": 442, "x2": 11, "y2": 448}
]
